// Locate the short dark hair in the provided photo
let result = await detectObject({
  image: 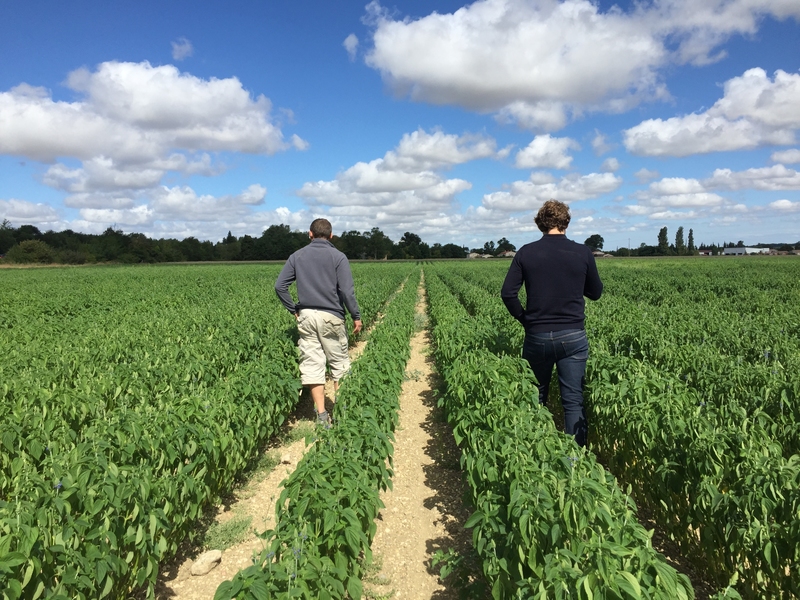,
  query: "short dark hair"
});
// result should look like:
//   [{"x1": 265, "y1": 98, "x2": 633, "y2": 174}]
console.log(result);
[
  {"x1": 309, "y1": 218, "x2": 332, "y2": 239},
  {"x1": 534, "y1": 199, "x2": 570, "y2": 233}
]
